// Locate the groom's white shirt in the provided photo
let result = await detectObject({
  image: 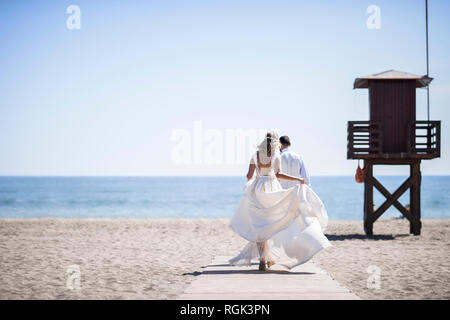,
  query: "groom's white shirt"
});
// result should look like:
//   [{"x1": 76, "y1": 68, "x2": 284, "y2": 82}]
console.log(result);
[{"x1": 279, "y1": 147, "x2": 311, "y2": 189}]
